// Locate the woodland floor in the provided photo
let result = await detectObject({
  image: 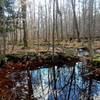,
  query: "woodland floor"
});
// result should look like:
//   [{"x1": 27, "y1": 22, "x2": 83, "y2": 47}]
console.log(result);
[{"x1": 5, "y1": 40, "x2": 100, "y2": 54}]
